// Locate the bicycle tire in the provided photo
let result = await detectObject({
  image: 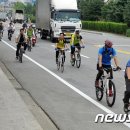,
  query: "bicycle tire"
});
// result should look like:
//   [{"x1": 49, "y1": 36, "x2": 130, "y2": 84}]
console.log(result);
[
  {"x1": 61, "y1": 63, "x2": 64, "y2": 73},
  {"x1": 19, "y1": 50, "x2": 22, "y2": 63},
  {"x1": 28, "y1": 45, "x2": 31, "y2": 52},
  {"x1": 76, "y1": 53, "x2": 81, "y2": 68},
  {"x1": 28, "y1": 40, "x2": 32, "y2": 52},
  {"x1": 106, "y1": 80, "x2": 116, "y2": 107},
  {"x1": 61, "y1": 57, "x2": 64, "y2": 73},
  {"x1": 19, "y1": 55, "x2": 22, "y2": 63},
  {"x1": 57, "y1": 61, "x2": 60, "y2": 70},
  {"x1": 71, "y1": 58, "x2": 75, "y2": 66},
  {"x1": 96, "y1": 79, "x2": 104, "y2": 101}
]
